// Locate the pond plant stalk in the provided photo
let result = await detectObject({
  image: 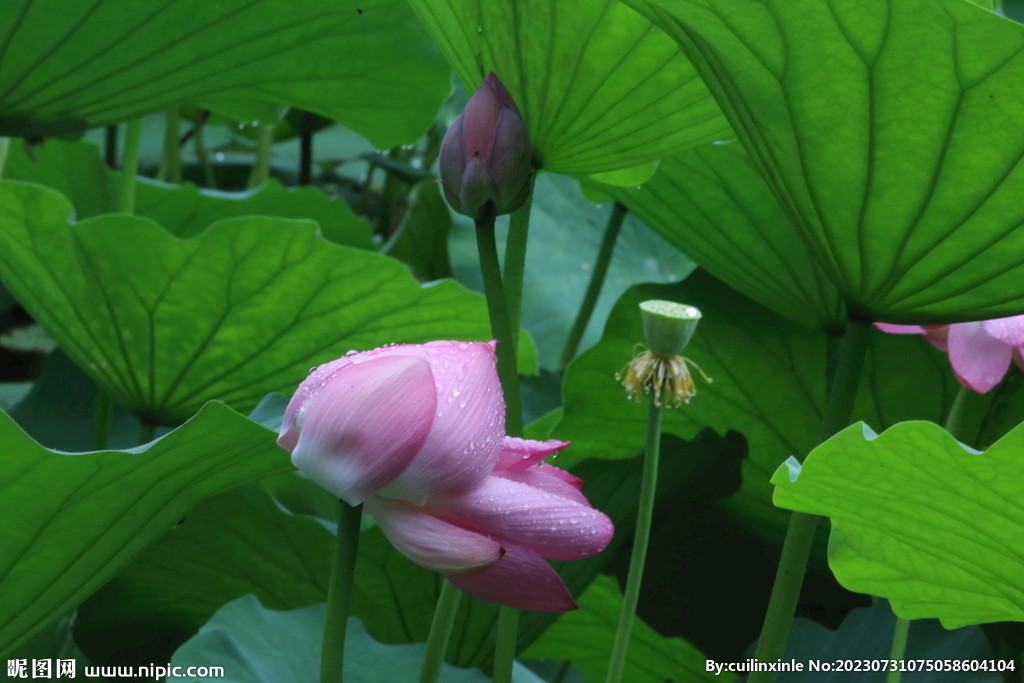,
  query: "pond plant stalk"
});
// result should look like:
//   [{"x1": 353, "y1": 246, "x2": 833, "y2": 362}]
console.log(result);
[
  {"x1": 91, "y1": 119, "x2": 144, "y2": 450},
  {"x1": 247, "y1": 121, "x2": 274, "y2": 189},
  {"x1": 559, "y1": 201, "x2": 628, "y2": 369},
  {"x1": 886, "y1": 382, "x2": 970, "y2": 683},
  {"x1": 321, "y1": 501, "x2": 363, "y2": 683},
  {"x1": 418, "y1": 580, "x2": 463, "y2": 683},
  {"x1": 749, "y1": 318, "x2": 871, "y2": 683},
  {"x1": 502, "y1": 174, "x2": 537, "y2": 347},
  {"x1": 606, "y1": 300, "x2": 705, "y2": 683}
]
